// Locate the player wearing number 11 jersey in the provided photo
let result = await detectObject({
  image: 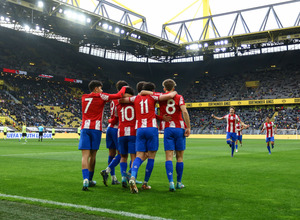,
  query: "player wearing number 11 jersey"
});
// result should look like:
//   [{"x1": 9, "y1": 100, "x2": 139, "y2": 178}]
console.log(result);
[{"x1": 79, "y1": 80, "x2": 126, "y2": 191}]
